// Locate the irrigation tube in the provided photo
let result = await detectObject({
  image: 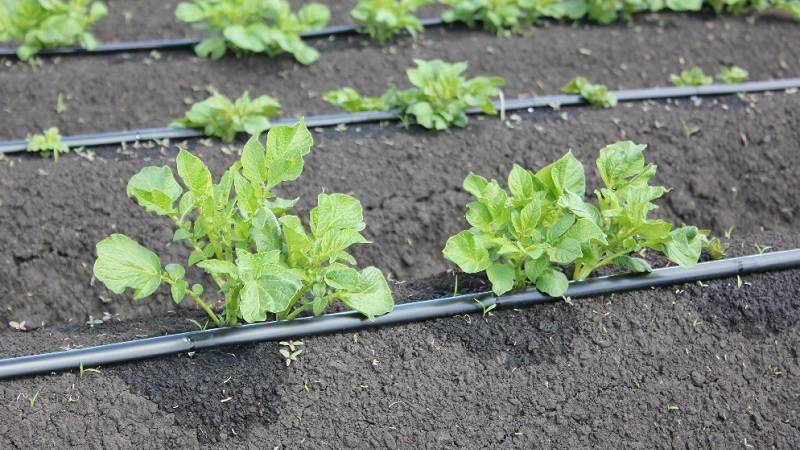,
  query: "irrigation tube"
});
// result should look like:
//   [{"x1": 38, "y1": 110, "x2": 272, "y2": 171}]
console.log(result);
[
  {"x1": 0, "y1": 18, "x2": 447, "y2": 57},
  {"x1": 0, "y1": 249, "x2": 798, "y2": 380},
  {"x1": 2, "y1": 77, "x2": 799, "y2": 154}
]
